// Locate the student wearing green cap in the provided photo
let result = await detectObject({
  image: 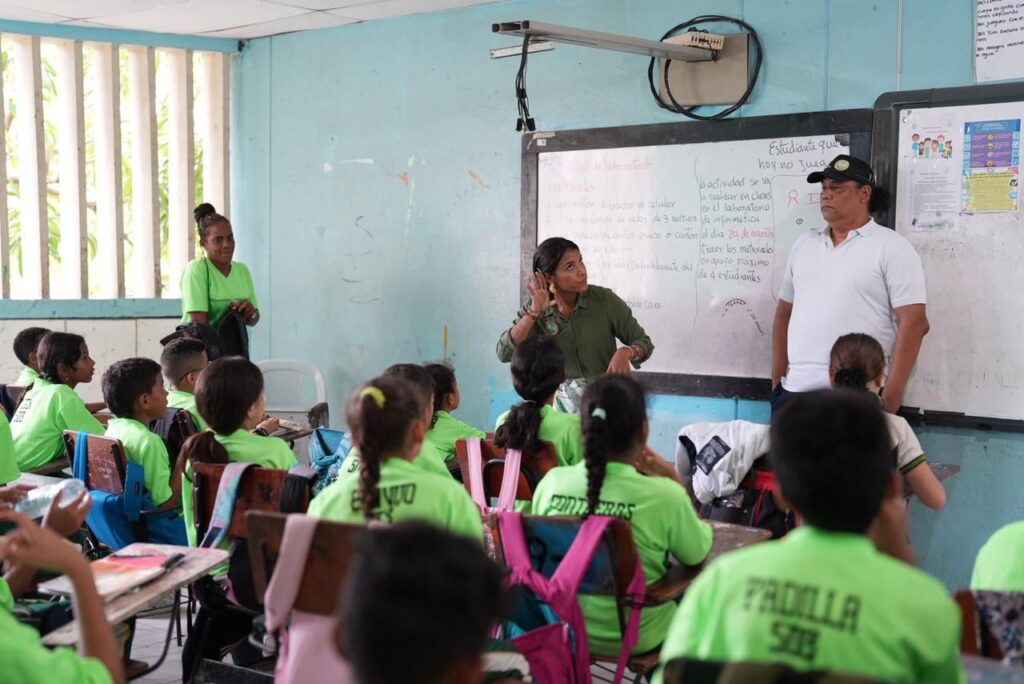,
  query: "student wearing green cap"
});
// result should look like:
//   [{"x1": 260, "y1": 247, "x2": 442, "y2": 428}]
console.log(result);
[
  {"x1": 653, "y1": 390, "x2": 963, "y2": 684},
  {"x1": 532, "y1": 374, "x2": 712, "y2": 657},
  {"x1": 10, "y1": 332, "x2": 104, "y2": 471},
  {"x1": 971, "y1": 521, "x2": 1024, "y2": 592},
  {"x1": 180, "y1": 203, "x2": 260, "y2": 331},
  {"x1": 308, "y1": 375, "x2": 482, "y2": 542}
]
